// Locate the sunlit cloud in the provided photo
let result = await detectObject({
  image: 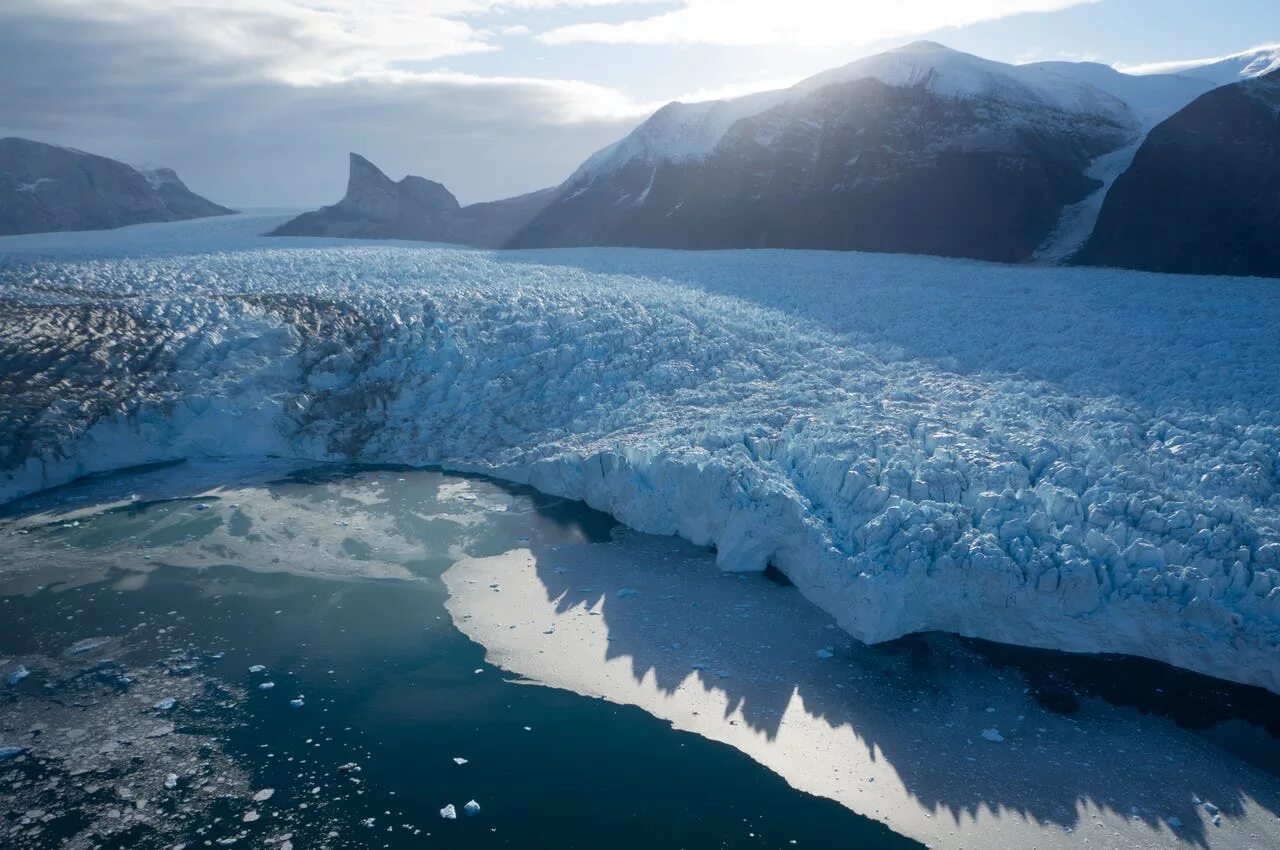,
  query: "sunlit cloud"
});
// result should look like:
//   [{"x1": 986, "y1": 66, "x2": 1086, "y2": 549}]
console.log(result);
[{"x1": 538, "y1": 0, "x2": 1100, "y2": 48}]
